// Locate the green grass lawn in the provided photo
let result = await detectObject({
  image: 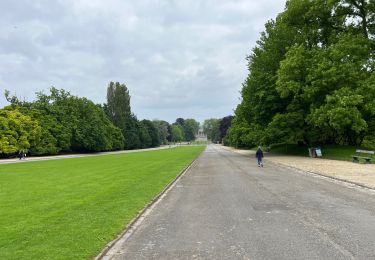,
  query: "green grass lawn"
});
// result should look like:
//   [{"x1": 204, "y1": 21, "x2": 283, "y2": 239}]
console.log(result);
[
  {"x1": 0, "y1": 146, "x2": 205, "y2": 259},
  {"x1": 269, "y1": 143, "x2": 373, "y2": 162}
]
